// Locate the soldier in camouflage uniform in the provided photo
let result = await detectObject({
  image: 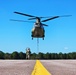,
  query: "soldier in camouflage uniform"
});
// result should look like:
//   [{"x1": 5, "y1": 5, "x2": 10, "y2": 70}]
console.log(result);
[{"x1": 26, "y1": 48, "x2": 31, "y2": 59}]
